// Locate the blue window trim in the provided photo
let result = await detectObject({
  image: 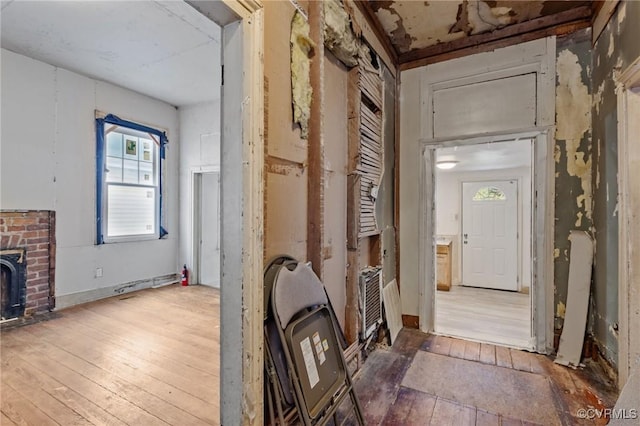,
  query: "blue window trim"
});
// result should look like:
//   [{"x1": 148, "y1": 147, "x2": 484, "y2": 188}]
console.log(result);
[{"x1": 96, "y1": 114, "x2": 168, "y2": 244}]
